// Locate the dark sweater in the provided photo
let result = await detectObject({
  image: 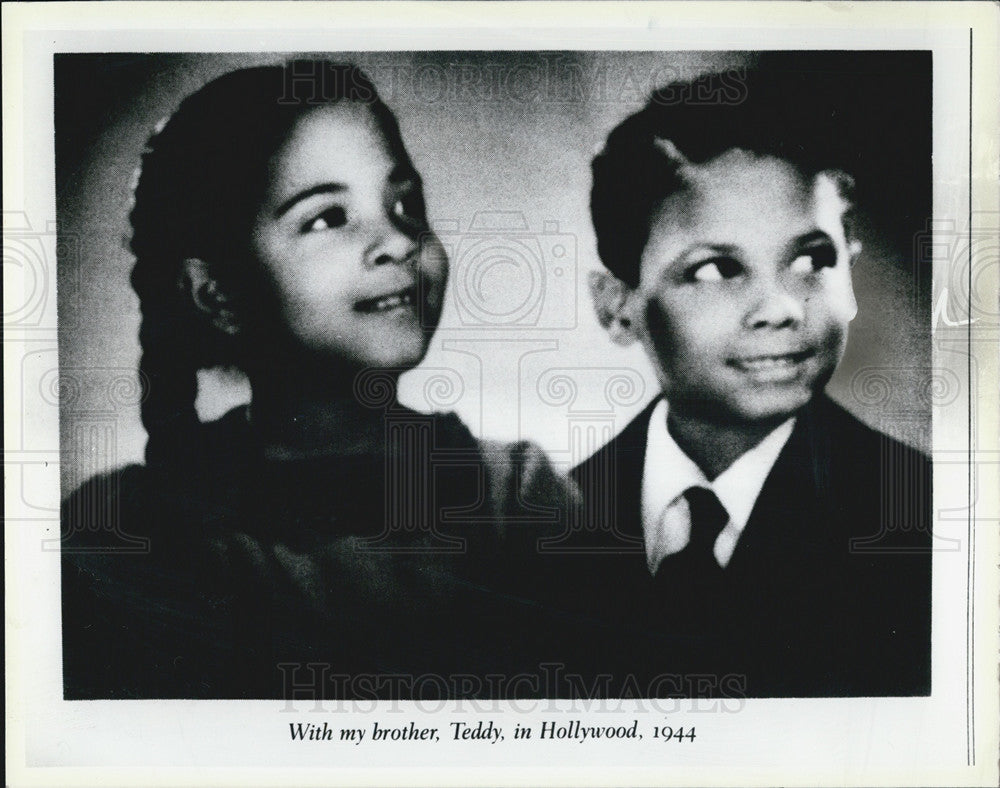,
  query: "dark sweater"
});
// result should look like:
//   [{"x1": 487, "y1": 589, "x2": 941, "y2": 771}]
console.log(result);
[{"x1": 62, "y1": 405, "x2": 576, "y2": 699}]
